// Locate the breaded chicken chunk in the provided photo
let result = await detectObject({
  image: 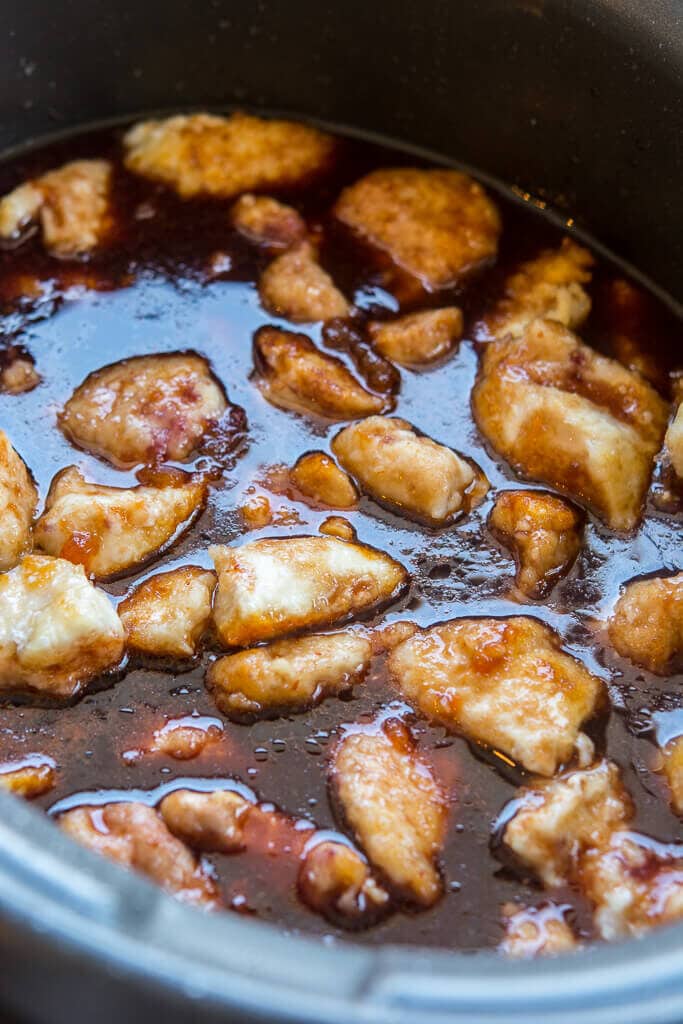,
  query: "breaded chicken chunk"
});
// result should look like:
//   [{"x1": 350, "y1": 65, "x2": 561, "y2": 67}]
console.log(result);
[
  {"x1": 253, "y1": 327, "x2": 389, "y2": 420},
  {"x1": 331, "y1": 718, "x2": 447, "y2": 906},
  {"x1": 259, "y1": 242, "x2": 350, "y2": 323},
  {"x1": 500, "y1": 902, "x2": 578, "y2": 958},
  {"x1": 290, "y1": 451, "x2": 359, "y2": 508},
  {"x1": 665, "y1": 404, "x2": 683, "y2": 482},
  {"x1": 368, "y1": 307, "x2": 463, "y2": 367},
  {"x1": 60, "y1": 802, "x2": 221, "y2": 908},
  {"x1": 34, "y1": 467, "x2": 206, "y2": 580},
  {"x1": 0, "y1": 429, "x2": 37, "y2": 571},
  {"x1": 60, "y1": 352, "x2": 228, "y2": 468},
  {"x1": 150, "y1": 717, "x2": 223, "y2": 760},
  {"x1": 231, "y1": 194, "x2": 306, "y2": 251},
  {"x1": 334, "y1": 168, "x2": 501, "y2": 292},
  {"x1": 0, "y1": 354, "x2": 41, "y2": 395},
  {"x1": 0, "y1": 554, "x2": 125, "y2": 699},
  {"x1": 608, "y1": 572, "x2": 683, "y2": 674},
  {"x1": 319, "y1": 516, "x2": 356, "y2": 541},
  {"x1": 210, "y1": 536, "x2": 407, "y2": 647},
  {"x1": 332, "y1": 415, "x2": 488, "y2": 525},
  {"x1": 472, "y1": 319, "x2": 669, "y2": 531},
  {"x1": 124, "y1": 113, "x2": 334, "y2": 198},
  {"x1": 0, "y1": 159, "x2": 112, "y2": 258},
  {"x1": 488, "y1": 489, "x2": 583, "y2": 598},
  {"x1": 160, "y1": 789, "x2": 251, "y2": 854},
  {"x1": 580, "y1": 832, "x2": 683, "y2": 941},
  {"x1": 482, "y1": 239, "x2": 593, "y2": 340},
  {"x1": 206, "y1": 631, "x2": 372, "y2": 720},
  {"x1": 119, "y1": 566, "x2": 216, "y2": 657},
  {"x1": 388, "y1": 617, "x2": 603, "y2": 776},
  {"x1": 298, "y1": 839, "x2": 390, "y2": 927},
  {"x1": 661, "y1": 736, "x2": 683, "y2": 816},
  {"x1": 501, "y1": 761, "x2": 632, "y2": 887},
  {"x1": 0, "y1": 755, "x2": 56, "y2": 799}
]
